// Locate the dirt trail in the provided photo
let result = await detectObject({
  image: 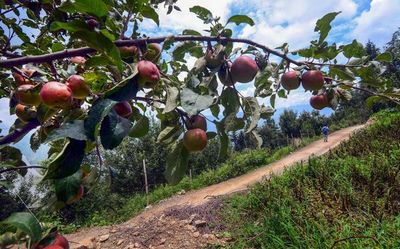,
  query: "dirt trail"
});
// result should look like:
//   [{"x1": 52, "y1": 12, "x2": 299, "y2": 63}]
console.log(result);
[{"x1": 67, "y1": 124, "x2": 365, "y2": 248}]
